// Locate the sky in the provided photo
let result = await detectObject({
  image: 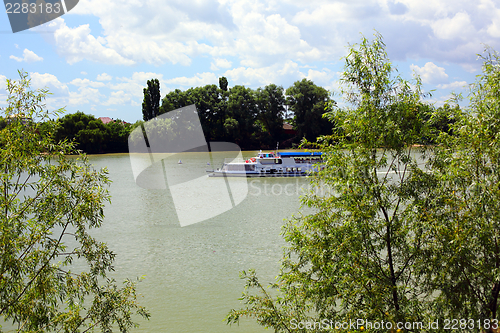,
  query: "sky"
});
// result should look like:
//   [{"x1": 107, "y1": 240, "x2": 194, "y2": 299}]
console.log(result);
[{"x1": 1, "y1": 0, "x2": 500, "y2": 123}]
